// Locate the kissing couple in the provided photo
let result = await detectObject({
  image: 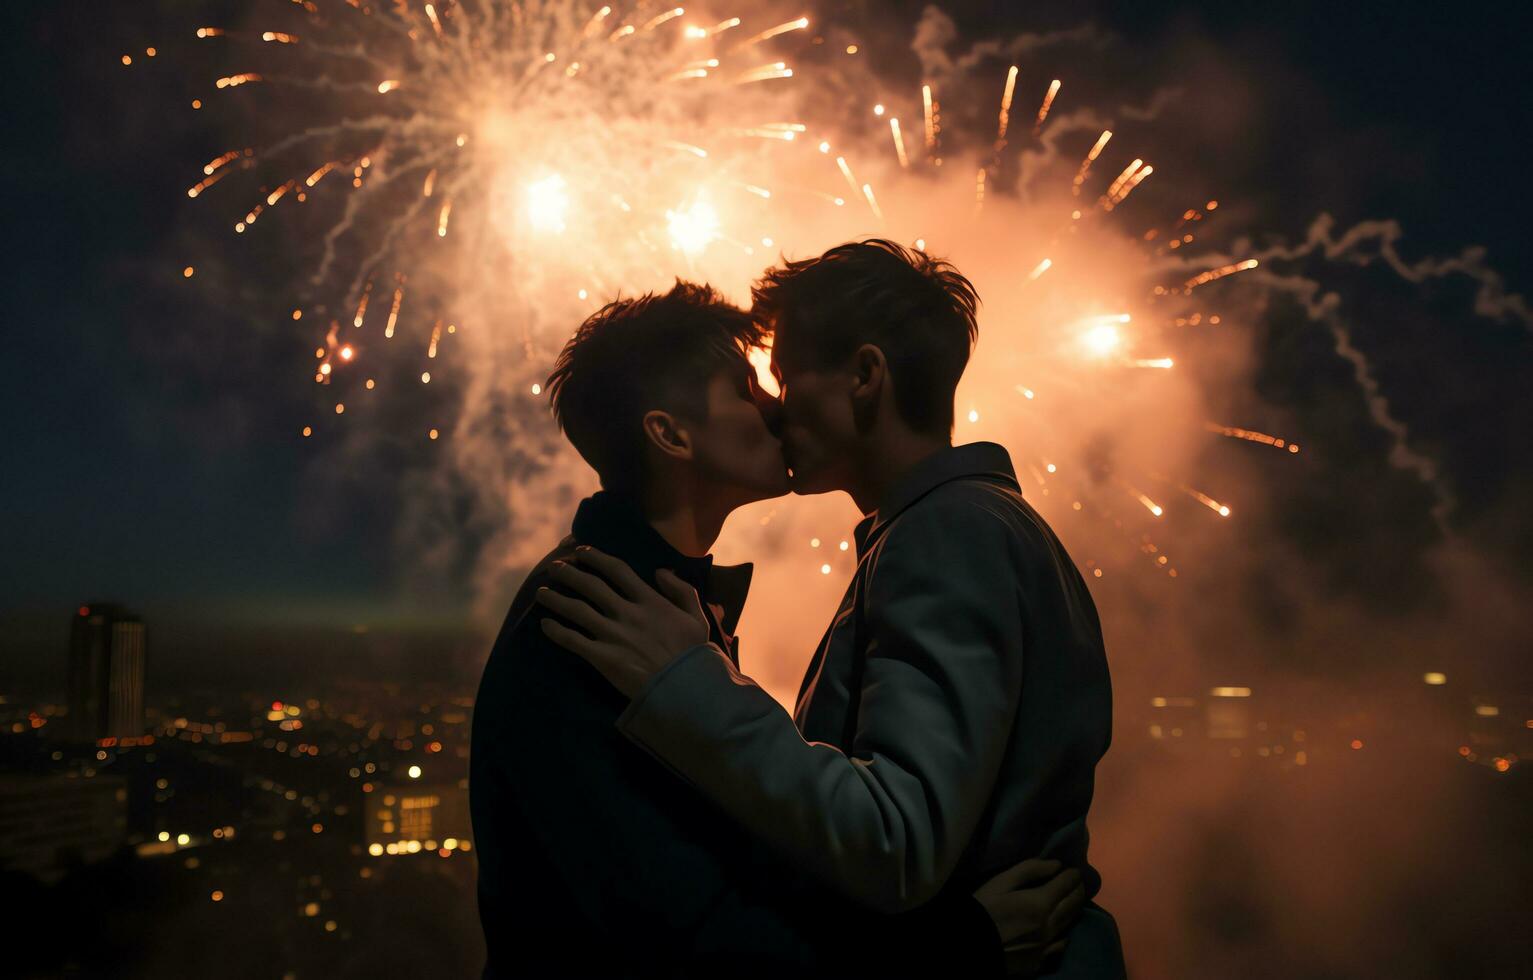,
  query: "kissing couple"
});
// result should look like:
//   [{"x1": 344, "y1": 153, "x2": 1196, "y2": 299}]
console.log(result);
[{"x1": 470, "y1": 239, "x2": 1127, "y2": 978}]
